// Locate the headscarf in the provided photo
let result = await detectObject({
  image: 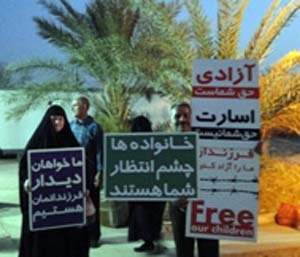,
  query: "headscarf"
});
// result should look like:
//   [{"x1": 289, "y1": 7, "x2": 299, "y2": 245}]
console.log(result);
[
  {"x1": 25, "y1": 105, "x2": 79, "y2": 149},
  {"x1": 131, "y1": 116, "x2": 152, "y2": 132},
  {"x1": 19, "y1": 105, "x2": 79, "y2": 213}
]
